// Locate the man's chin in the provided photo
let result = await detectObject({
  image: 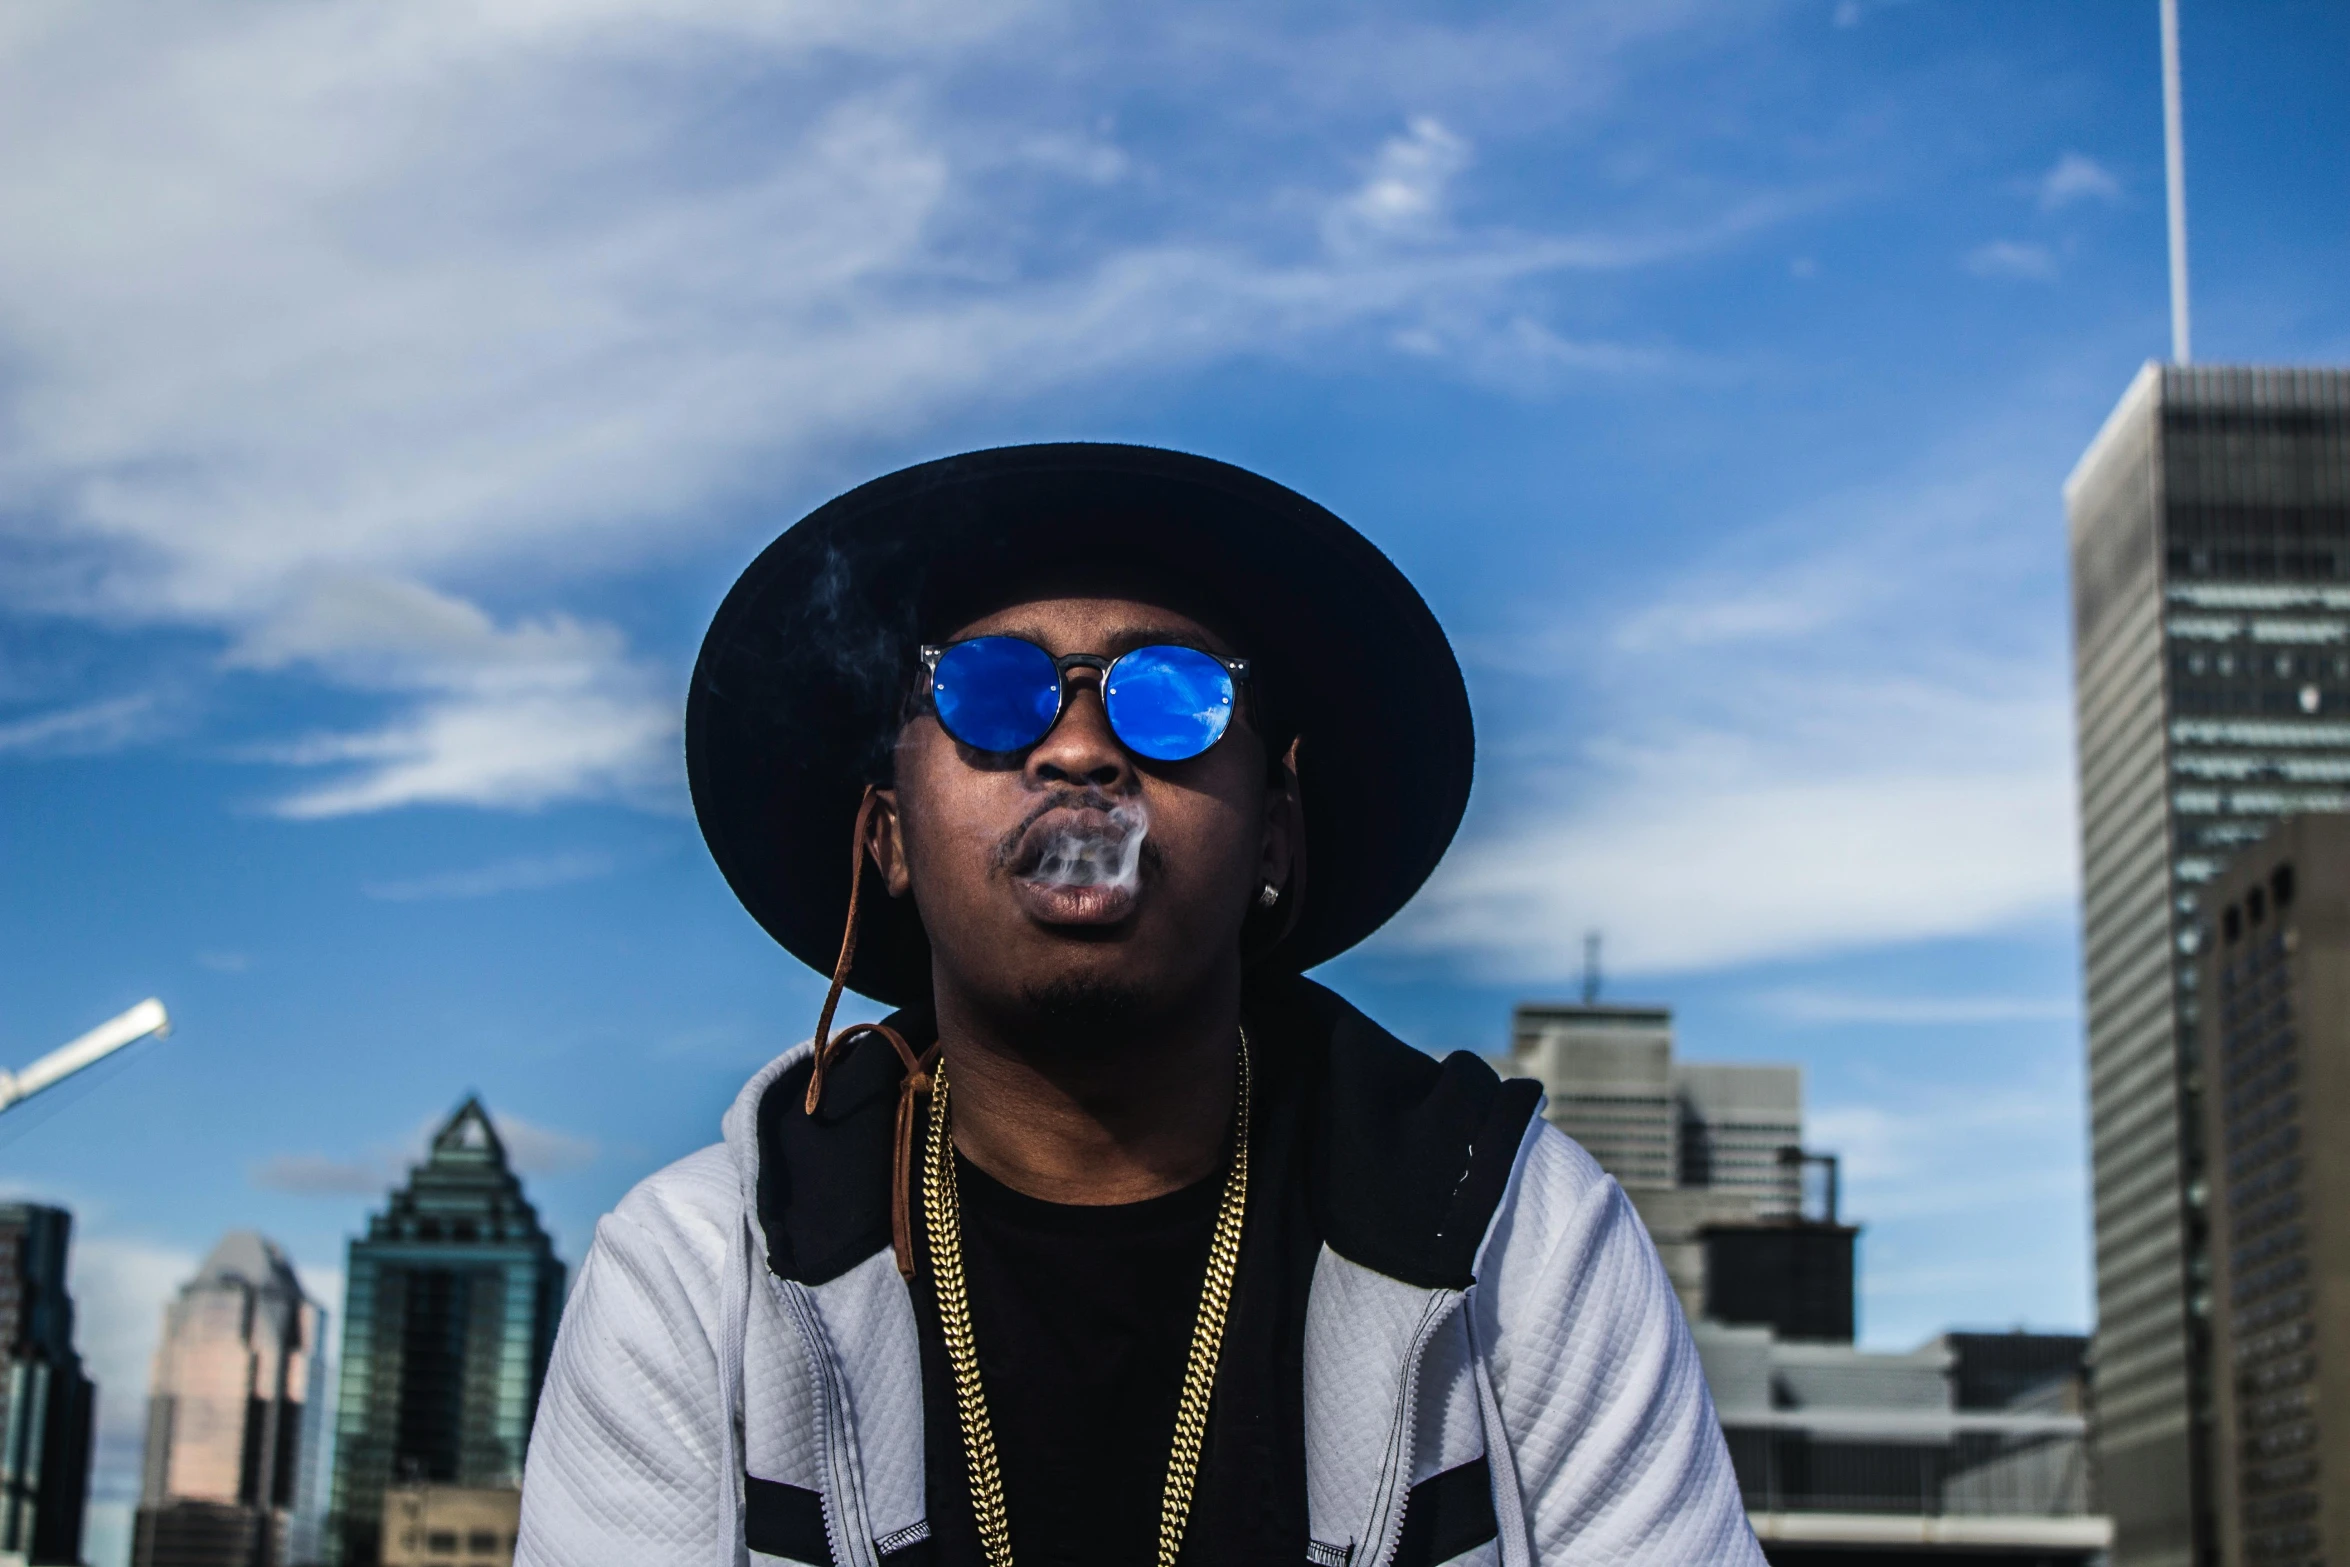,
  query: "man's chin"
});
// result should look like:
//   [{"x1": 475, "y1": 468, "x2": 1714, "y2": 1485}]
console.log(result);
[{"x1": 1016, "y1": 973, "x2": 1153, "y2": 1050}]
